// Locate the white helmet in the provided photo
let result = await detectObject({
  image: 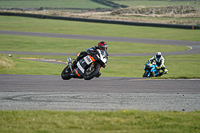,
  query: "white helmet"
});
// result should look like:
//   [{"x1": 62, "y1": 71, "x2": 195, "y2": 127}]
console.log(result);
[{"x1": 156, "y1": 52, "x2": 162, "y2": 60}]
